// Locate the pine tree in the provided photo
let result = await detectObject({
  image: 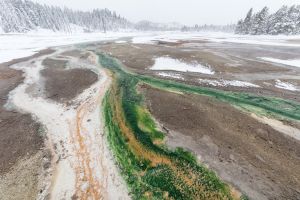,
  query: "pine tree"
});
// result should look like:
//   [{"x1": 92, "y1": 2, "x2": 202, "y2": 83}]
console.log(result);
[
  {"x1": 243, "y1": 8, "x2": 253, "y2": 34},
  {"x1": 288, "y1": 5, "x2": 300, "y2": 34},
  {"x1": 235, "y1": 19, "x2": 244, "y2": 34},
  {"x1": 251, "y1": 7, "x2": 269, "y2": 35},
  {"x1": 269, "y1": 6, "x2": 289, "y2": 35}
]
